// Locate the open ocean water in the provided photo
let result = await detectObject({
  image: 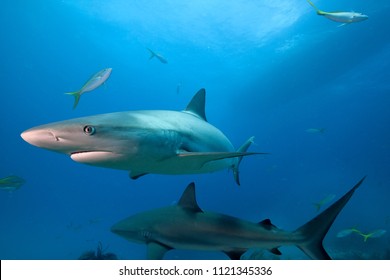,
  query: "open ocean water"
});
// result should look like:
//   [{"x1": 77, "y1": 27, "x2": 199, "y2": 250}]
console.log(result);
[{"x1": 0, "y1": 0, "x2": 389, "y2": 260}]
